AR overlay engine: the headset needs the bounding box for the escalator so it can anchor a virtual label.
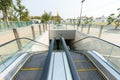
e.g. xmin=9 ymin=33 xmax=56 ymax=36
xmin=13 ymin=52 xmax=48 ymax=80
xmin=70 ymin=51 xmax=106 ymax=80
xmin=1 ymin=37 xmax=118 ymax=80
xmin=60 ymin=37 xmax=107 ymax=80
xmin=14 ymin=51 xmax=106 ymax=80
xmin=13 ymin=39 xmax=55 ymax=80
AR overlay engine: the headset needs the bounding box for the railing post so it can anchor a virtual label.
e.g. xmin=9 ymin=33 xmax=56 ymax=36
xmin=13 ymin=28 xmax=22 ymax=50
xmin=74 ymin=22 xmax=75 ymax=30
xmin=81 ymin=24 xmax=83 ymax=32
xmin=87 ymin=24 xmax=91 ymax=34
xmin=39 ymin=25 xmax=41 ymax=35
xmin=98 ymin=25 xmax=104 ymax=38
xmin=31 ymin=26 xmax=35 ymax=40
xmin=43 ymin=24 xmax=45 ymax=32
xmin=46 ymin=23 xmax=47 ymax=30
xmin=49 ymin=23 xmax=50 ymax=30
xmin=66 ymin=24 xmax=67 ymax=30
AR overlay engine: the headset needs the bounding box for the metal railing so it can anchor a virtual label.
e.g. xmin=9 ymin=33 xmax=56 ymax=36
xmin=73 ymin=36 xmax=120 ymax=74
xmin=0 ymin=21 xmax=32 ymax=31
xmin=41 ymin=38 xmax=55 ymax=80
xmin=61 ymin=37 xmax=80 ymax=80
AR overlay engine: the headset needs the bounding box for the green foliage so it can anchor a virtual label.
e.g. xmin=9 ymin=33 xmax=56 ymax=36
xmin=31 ymin=16 xmax=41 ymax=20
xmin=13 ymin=0 xmax=30 ymax=21
xmin=107 ymin=8 xmax=120 ymax=29
xmin=50 ymin=13 xmax=61 ymax=23
xmin=107 ymin=14 xmax=115 ymax=25
xmin=0 ymin=0 xmax=30 ymax=21
xmin=0 ymin=0 xmax=13 ymax=21
xmin=84 ymin=17 xmax=93 ymax=24
xmin=20 ymin=9 xmax=30 ymax=21
xmin=0 ymin=0 xmax=13 ymax=10
xmin=41 ymin=11 xmax=51 ymax=23
xmin=40 ymin=11 xmax=62 ymax=23
xmin=55 ymin=13 xmax=61 ymax=23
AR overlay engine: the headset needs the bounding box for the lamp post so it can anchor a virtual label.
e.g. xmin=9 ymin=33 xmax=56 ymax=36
xmin=77 ymin=0 xmax=85 ymax=30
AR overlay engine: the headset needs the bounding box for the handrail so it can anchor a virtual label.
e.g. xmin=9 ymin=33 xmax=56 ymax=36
xmin=40 ymin=38 xmax=55 ymax=80
xmin=73 ymin=36 xmax=120 ymax=48
xmin=0 ymin=37 xmax=48 ymax=47
xmin=61 ymin=37 xmax=80 ymax=80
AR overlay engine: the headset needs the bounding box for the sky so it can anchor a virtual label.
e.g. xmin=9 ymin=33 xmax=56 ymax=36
xmin=22 ymin=0 xmax=120 ymax=19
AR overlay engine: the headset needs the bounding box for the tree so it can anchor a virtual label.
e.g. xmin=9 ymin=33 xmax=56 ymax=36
xmin=84 ymin=16 xmax=93 ymax=25
xmin=55 ymin=12 xmax=61 ymax=23
xmin=50 ymin=12 xmax=61 ymax=24
xmin=0 ymin=0 xmax=13 ymax=27
xmin=31 ymin=16 xmax=41 ymax=20
xmin=41 ymin=11 xmax=51 ymax=23
xmin=20 ymin=9 xmax=30 ymax=21
xmin=107 ymin=8 xmax=120 ymax=29
xmin=8 ymin=7 xmax=18 ymax=21
xmin=14 ymin=0 xmax=30 ymax=21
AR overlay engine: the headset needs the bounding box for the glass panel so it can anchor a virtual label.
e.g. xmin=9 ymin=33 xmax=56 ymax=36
xmin=51 ymin=24 xmax=67 ymax=30
xmin=0 ymin=41 xmax=19 ymax=71
xmin=66 ymin=24 xmax=74 ymax=30
xmin=108 ymin=46 xmax=120 ymax=72
xmin=18 ymin=26 xmax=33 ymax=39
xmin=20 ymin=39 xmax=48 ymax=52
xmin=87 ymin=25 xmax=100 ymax=37
xmin=74 ymin=37 xmax=120 ymax=73
xmin=0 ymin=30 xmax=15 ymax=43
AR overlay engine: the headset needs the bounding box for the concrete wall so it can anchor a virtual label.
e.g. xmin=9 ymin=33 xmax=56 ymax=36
xmin=74 ymin=31 xmax=88 ymax=42
xmin=49 ymin=30 xmax=76 ymax=40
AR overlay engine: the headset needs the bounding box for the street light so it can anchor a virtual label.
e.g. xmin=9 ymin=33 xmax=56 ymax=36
xmin=77 ymin=0 xmax=85 ymax=30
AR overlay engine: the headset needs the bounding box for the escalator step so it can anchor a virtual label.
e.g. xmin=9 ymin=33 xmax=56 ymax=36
xmin=14 ymin=70 xmax=43 ymax=80
xmin=78 ymin=71 xmax=105 ymax=80
xmin=77 ymin=68 xmax=97 ymax=72
xmin=21 ymin=68 xmax=43 ymax=71
xmin=74 ymin=60 xmax=90 ymax=62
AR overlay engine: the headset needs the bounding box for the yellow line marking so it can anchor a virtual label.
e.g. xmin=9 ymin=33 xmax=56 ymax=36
xmin=21 ymin=68 xmax=43 ymax=71
xmin=77 ymin=68 xmax=97 ymax=72
xmin=74 ymin=60 xmax=90 ymax=62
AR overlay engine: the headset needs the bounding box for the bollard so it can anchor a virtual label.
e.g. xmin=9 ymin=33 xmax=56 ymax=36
xmin=49 ymin=24 xmax=50 ymax=30
xmin=39 ymin=25 xmax=41 ymax=35
xmin=98 ymin=25 xmax=104 ymax=38
xmin=87 ymin=24 xmax=91 ymax=34
xmin=66 ymin=24 xmax=67 ymax=30
xmin=81 ymin=24 xmax=83 ymax=32
xmin=31 ymin=26 xmax=35 ymax=40
xmin=43 ymin=24 xmax=45 ymax=32
xmin=13 ymin=28 xmax=22 ymax=50
xmin=74 ymin=23 xmax=75 ymax=30
xmin=46 ymin=23 xmax=47 ymax=30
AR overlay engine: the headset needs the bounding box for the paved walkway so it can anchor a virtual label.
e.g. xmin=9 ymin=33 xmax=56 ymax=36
xmin=1 ymin=24 xmax=120 ymax=46
xmin=79 ymin=26 xmax=120 ymax=46
xmin=0 ymin=24 xmax=41 ymax=44
xmin=30 ymin=31 xmax=49 ymax=51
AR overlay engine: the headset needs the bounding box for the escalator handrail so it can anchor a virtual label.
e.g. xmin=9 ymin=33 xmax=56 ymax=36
xmin=73 ymin=36 xmax=120 ymax=48
xmin=40 ymin=38 xmax=55 ymax=80
xmin=0 ymin=37 xmax=48 ymax=47
xmin=60 ymin=37 xmax=81 ymax=80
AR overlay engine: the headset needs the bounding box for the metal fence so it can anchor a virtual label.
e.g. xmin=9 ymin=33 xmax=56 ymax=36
xmin=0 ymin=21 xmax=32 ymax=31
